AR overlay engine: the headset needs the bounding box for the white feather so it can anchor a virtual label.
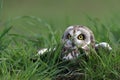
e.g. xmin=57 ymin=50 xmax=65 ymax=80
xmin=95 ymin=42 xmax=112 ymax=50
xmin=38 ymin=48 xmax=48 ymax=55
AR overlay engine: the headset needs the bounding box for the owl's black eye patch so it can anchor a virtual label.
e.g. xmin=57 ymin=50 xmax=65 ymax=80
xmin=77 ymin=34 xmax=85 ymax=40
xmin=66 ymin=33 xmax=71 ymax=39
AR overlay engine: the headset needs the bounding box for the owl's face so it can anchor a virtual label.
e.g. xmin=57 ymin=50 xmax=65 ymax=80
xmin=62 ymin=25 xmax=95 ymax=60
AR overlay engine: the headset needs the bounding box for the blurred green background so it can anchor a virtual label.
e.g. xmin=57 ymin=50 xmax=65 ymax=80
xmin=2 ymin=0 xmax=120 ymax=21
xmin=1 ymin=0 xmax=120 ymax=36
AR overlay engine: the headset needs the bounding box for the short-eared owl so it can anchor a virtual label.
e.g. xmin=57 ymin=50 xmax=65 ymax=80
xmin=61 ymin=25 xmax=95 ymax=60
xmin=38 ymin=25 xmax=112 ymax=60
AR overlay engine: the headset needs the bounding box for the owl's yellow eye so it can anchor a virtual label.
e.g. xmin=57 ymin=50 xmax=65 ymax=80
xmin=77 ymin=34 xmax=85 ymax=40
xmin=67 ymin=33 xmax=71 ymax=39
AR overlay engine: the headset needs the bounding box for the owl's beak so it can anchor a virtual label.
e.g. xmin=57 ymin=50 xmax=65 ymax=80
xmin=72 ymin=42 xmax=75 ymax=47
xmin=71 ymin=38 xmax=76 ymax=48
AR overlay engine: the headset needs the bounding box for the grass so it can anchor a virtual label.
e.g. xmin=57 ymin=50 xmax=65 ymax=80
xmin=0 ymin=15 xmax=120 ymax=80
xmin=0 ymin=1 xmax=120 ymax=80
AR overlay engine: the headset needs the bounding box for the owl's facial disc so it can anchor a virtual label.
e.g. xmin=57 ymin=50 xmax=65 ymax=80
xmin=62 ymin=26 xmax=91 ymax=50
xmin=64 ymin=33 xmax=86 ymax=49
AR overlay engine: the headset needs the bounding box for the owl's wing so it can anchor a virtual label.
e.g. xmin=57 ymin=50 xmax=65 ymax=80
xmin=37 ymin=48 xmax=56 ymax=55
xmin=95 ymin=42 xmax=112 ymax=51
xmin=38 ymin=48 xmax=48 ymax=55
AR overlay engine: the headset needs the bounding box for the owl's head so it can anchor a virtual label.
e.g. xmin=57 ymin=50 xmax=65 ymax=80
xmin=62 ymin=25 xmax=95 ymax=51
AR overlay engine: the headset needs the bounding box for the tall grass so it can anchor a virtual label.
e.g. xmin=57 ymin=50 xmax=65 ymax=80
xmin=0 ymin=14 xmax=120 ymax=80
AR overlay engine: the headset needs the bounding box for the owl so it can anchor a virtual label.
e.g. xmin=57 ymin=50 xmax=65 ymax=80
xmin=38 ymin=25 xmax=112 ymax=60
xmin=61 ymin=25 xmax=95 ymax=60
